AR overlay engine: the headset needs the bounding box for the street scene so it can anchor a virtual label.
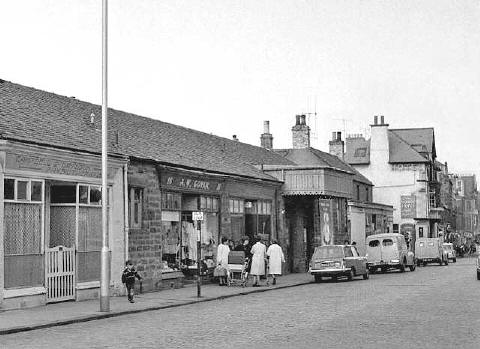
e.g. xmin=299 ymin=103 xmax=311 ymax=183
xmin=1 ymin=1 xmax=480 ymax=348
xmin=2 ymin=258 xmax=479 ymax=348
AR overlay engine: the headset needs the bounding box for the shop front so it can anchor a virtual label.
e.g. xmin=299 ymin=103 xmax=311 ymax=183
xmin=0 ymin=141 xmax=127 ymax=310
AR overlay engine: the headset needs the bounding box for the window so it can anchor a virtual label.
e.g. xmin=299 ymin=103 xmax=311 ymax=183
xmin=129 ymin=187 xmax=144 ymax=228
xmin=419 ymin=227 xmax=424 ymax=238
xmin=365 ymin=188 xmax=369 ymax=202
xmin=369 ymin=240 xmax=380 ymax=247
xmin=257 ymin=200 xmax=272 ymax=215
xmin=4 ymin=178 xmax=44 ymax=202
xmin=162 ymin=192 xmax=182 ymax=210
xmin=3 ymin=178 xmax=44 ymax=256
xmin=356 ymin=185 xmax=360 ymax=201
xmin=199 ymin=195 xmax=219 ymax=212
xmin=382 ymin=239 xmax=394 ymax=247
xmin=429 ymin=190 xmax=436 ymax=208
xmin=229 ymin=198 xmax=244 ymax=214
xmin=393 ymin=224 xmax=399 ymax=234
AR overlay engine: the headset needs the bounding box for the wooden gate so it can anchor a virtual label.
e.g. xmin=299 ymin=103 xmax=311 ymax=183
xmin=45 ymin=246 xmax=76 ymax=302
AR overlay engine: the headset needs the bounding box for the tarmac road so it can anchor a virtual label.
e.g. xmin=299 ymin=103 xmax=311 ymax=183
xmin=3 ymin=258 xmax=479 ymax=349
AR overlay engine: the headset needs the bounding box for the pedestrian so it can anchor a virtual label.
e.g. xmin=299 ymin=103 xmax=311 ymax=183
xmin=250 ymin=236 xmax=267 ymax=287
xmin=234 ymin=236 xmax=252 ymax=278
xmin=344 ymin=239 xmax=350 ymax=245
xmin=215 ymin=236 xmax=230 ymax=286
xmin=266 ymin=239 xmax=285 ymax=285
xmin=122 ymin=260 xmax=142 ymax=303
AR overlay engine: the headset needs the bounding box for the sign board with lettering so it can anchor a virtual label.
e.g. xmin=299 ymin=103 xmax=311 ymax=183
xmin=161 ymin=170 xmax=223 ymax=193
xmin=318 ymin=199 xmax=334 ymax=246
xmin=192 ymin=211 xmax=204 ymax=221
xmin=401 ymin=195 xmax=416 ymax=219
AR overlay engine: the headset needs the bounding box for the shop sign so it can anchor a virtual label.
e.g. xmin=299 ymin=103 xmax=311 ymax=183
xmin=162 ymin=172 xmax=223 ymax=192
xmin=391 ymin=164 xmax=422 ymax=172
xmin=401 ymin=195 xmax=416 ymax=219
xmin=192 ymin=211 xmax=204 ymax=221
xmin=318 ymin=199 xmax=334 ymax=246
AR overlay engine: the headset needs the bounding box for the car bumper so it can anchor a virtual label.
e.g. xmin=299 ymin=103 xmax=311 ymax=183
xmin=309 ymin=268 xmax=351 ymax=276
xmin=367 ymin=261 xmax=401 ymax=268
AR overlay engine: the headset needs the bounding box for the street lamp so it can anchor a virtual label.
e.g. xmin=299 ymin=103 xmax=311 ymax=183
xmin=100 ymin=0 xmax=110 ymax=312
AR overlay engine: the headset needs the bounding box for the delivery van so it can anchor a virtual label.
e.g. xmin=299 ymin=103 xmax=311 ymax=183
xmin=366 ymin=233 xmax=416 ymax=273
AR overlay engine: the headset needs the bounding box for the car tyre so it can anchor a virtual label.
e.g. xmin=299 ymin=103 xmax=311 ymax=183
xmin=314 ymin=275 xmax=322 ymax=283
xmin=439 ymin=258 xmax=443 ymax=266
xmin=381 ymin=266 xmax=388 ymax=273
xmin=399 ymin=262 xmax=406 ymax=273
xmin=369 ymin=267 xmax=376 ymax=274
xmin=332 ymin=276 xmax=338 ymax=282
xmin=348 ymin=269 xmax=354 ymax=281
xmin=363 ymin=269 xmax=369 ymax=280
xmin=477 ymin=271 xmax=480 ymax=281
xmin=409 ymin=263 xmax=416 ymax=272
xmin=444 ymin=258 xmax=449 ymax=266
xmin=453 ymin=258 xmax=457 ymax=263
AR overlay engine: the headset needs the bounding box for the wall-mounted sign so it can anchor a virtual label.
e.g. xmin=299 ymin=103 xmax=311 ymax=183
xmin=318 ymin=199 xmax=334 ymax=246
xmin=401 ymin=195 xmax=416 ymax=219
xmin=192 ymin=211 xmax=204 ymax=221
xmin=161 ymin=170 xmax=223 ymax=193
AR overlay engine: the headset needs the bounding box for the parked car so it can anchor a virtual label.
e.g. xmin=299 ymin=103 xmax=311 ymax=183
xmin=442 ymin=243 xmax=456 ymax=263
xmin=415 ymin=238 xmax=448 ymax=266
xmin=309 ymin=245 xmax=369 ymax=282
xmin=365 ymin=233 xmax=416 ymax=273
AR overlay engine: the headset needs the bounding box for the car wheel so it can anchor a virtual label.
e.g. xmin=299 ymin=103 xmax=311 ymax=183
xmin=409 ymin=263 xmax=416 ymax=272
xmin=439 ymin=258 xmax=443 ymax=266
xmin=453 ymin=258 xmax=457 ymax=263
xmin=348 ymin=269 xmax=354 ymax=281
xmin=332 ymin=276 xmax=338 ymax=282
xmin=423 ymin=261 xmax=427 ymax=267
xmin=381 ymin=266 xmax=388 ymax=273
xmin=363 ymin=269 xmax=369 ymax=280
xmin=477 ymin=271 xmax=480 ymax=280
xmin=417 ymin=260 xmax=421 ymax=267
xmin=314 ymin=275 xmax=322 ymax=283
xmin=444 ymin=258 xmax=449 ymax=266
xmin=399 ymin=262 xmax=406 ymax=273
xmin=369 ymin=267 xmax=376 ymax=274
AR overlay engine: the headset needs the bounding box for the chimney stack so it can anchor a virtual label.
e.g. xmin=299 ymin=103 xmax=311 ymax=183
xmin=374 ymin=115 xmax=378 ymax=125
xmin=292 ymin=114 xmax=310 ymax=149
xmin=329 ymin=131 xmax=345 ymax=160
xmin=260 ymin=121 xmax=273 ymax=150
xmin=232 ymin=135 xmax=239 ymax=141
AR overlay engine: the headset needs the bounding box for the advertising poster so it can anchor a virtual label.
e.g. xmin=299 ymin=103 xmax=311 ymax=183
xmin=319 ymin=199 xmax=334 ymax=245
xmin=401 ymin=195 xmax=416 ymax=219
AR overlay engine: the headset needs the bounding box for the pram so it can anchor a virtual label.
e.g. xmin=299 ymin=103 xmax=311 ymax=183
xmin=227 ymin=251 xmax=248 ymax=287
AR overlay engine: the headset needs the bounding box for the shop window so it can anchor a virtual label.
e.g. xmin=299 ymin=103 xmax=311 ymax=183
xmin=129 ymin=187 xmax=144 ymax=228
xmin=200 ymin=195 xmax=219 ymax=212
xmin=229 ymin=198 xmax=244 ymax=214
xmin=162 ymin=191 xmax=182 ymax=210
xmin=17 ymin=181 xmax=28 ymax=200
xmin=393 ymin=224 xmax=399 ymax=234
xmin=31 ymin=181 xmax=43 ymax=202
xmin=90 ymin=186 xmax=102 ymax=205
xmin=4 ymin=178 xmax=15 ymax=200
xmin=51 ymin=185 xmax=76 ymax=203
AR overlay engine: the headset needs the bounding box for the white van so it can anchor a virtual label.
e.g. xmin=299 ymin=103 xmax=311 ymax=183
xmin=366 ymin=233 xmax=416 ymax=273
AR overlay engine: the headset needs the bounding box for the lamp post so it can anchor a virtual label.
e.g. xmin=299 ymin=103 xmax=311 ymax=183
xmin=100 ymin=0 xmax=111 ymax=312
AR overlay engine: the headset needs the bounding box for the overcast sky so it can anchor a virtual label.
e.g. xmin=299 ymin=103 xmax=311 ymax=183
xmin=1 ymin=0 xmax=479 ymax=177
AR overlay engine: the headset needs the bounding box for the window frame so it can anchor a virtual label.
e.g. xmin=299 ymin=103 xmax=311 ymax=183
xmin=4 ymin=177 xmax=45 ymax=203
xmin=129 ymin=187 xmax=144 ymax=229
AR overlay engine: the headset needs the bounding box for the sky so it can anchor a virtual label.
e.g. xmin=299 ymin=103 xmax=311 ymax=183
xmin=1 ymin=0 xmax=479 ymax=177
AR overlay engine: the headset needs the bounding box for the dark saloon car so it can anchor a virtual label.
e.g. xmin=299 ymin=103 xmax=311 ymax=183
xmin=309 ymin=245 xmax=369 ymax=282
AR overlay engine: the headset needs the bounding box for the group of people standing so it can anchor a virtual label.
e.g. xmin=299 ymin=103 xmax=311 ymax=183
xmin=216 ymin=236 xmax=285 ymax=287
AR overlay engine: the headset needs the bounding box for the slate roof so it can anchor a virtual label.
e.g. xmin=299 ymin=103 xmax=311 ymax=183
xmin=0 ymin=79 xmax=294 ymax=181
xmin=345 ymin=128 xmax=434 ymax=165
xmin=274 ymin=147 xmax=373 ymax=185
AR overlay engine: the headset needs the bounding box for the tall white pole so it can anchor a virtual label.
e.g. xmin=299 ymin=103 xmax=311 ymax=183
xmin=100 ymin=0 xmax=111 ymax=312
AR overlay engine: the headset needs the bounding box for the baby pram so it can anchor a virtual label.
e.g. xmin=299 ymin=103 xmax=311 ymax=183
xmin=227 ymin=251 xmax=248 ymax=287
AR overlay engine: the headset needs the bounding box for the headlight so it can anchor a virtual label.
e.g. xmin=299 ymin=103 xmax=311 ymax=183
xmin=334 ymin=261 xmax=342 ymax=268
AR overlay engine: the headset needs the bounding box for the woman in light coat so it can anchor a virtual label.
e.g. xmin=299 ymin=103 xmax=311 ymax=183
xmin=250 ymin=236 xmax=267 ymax=287
xmin=266 ymin=239 xmax=285 ymax=285
xmin=216 ymin=236 xmax=230 ymax=286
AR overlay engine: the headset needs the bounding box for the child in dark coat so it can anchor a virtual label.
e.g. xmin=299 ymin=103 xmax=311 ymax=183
xmin=122 ymin=260 xmax=142 ymax=303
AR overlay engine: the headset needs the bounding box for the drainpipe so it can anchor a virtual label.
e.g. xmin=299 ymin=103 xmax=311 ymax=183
xmin=123 ymin=163 xmax=129 ymax=261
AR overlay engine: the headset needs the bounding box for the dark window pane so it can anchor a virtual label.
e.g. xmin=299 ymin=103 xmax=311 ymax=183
xmin=4 ymin=179 xmax=14 ymax=200
xmin=17 ymin=181 xmax=28 ymax=200
xmin=90 ymin=186 xmax=102 ymax=205
xmin=51 ymin=185 xmax=76 ymax=203
xmin=382 ymin=239 xmax=394 ymax=247
xmin=31 ymin=181 xmax=43 ymax=201
xmin=79 ymin=185 xmax=88 ymax=204
xmin=369 ymin=240 xmax=380 ymax=247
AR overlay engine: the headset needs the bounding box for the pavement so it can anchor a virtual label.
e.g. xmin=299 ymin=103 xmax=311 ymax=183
xmin=0 ymin=272 xmax=312 ymax=336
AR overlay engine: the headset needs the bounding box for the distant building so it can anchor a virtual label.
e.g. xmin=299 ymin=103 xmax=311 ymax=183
xmin=451 ymin=174 xmax=479 ymax=243
xmin=345 ymin=116 xmax=440 ymax=243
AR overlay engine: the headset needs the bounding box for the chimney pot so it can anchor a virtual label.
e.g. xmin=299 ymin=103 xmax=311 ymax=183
xmin=381 ymin=115 xmax=385 ymax=125
xmin=263 ymin=121 xmax=270 ymax=134
xmin=296 ymin=115 xmax=301 ymax=125
xmin=337 ymin=131 xmax=342 ymax=141
xmin=332 ymin=132 xmax=336 ymax=141
xmin=232 ymin=135 xmax=238 ymax=141
xmin=374 ymin=115 xmax=378 ymax=125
